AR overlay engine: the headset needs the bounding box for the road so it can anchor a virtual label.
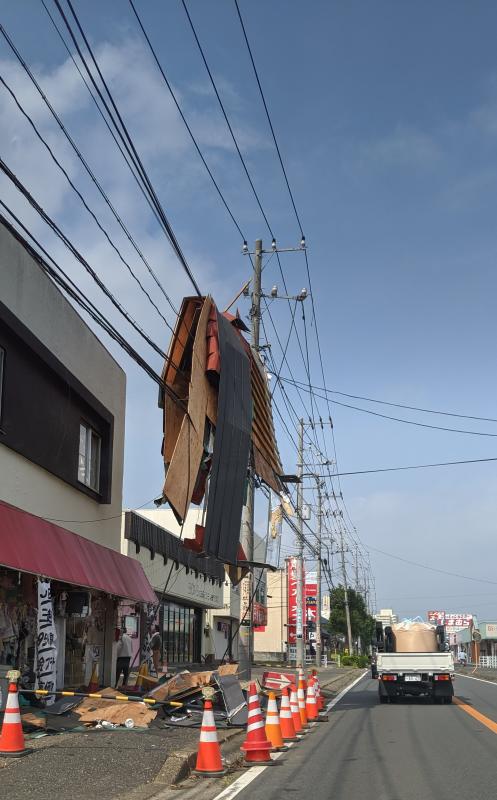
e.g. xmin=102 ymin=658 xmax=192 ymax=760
xmin=213 ymin=673 xmax=497 ymax=800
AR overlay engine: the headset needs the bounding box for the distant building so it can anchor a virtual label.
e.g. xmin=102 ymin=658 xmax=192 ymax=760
xmin=375 ymin=608 xmax=399 ymax=628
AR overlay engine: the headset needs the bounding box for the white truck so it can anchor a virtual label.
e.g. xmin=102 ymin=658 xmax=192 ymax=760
xmin=376 ymin=651 xmax=455 ymax=704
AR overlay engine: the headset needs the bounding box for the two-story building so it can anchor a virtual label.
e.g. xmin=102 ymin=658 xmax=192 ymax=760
xmin=0 ymin=217 xmax=155 ymax=692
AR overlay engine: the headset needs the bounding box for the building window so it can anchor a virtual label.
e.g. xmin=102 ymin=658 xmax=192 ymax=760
xmin=0 ymin=346 xmax=4 ymax=423
xmin=78 ymin=422 xmax=101 ymax=491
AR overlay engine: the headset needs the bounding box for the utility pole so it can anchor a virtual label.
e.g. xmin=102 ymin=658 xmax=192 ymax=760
xmin=295 ymin=418 xmax=305 ymax=668
xmin=238 ymin=239 xmax=262 ymax=681
xmin=354 ymin=545 xmax=359 ymax=591
xmin=315 ymin=479 xmax=322 ymax=668
xmin=338 ymin=523 xmax=353 ymax=655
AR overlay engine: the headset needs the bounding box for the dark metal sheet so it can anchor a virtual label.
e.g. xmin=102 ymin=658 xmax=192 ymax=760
xmin=124 ymin=512 xmax=225 ymax=582
xmin=203 ymin=312 xmax=252 ymax=565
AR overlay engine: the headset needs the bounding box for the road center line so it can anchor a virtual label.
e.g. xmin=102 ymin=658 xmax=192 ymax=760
xmin=454 ymin=696 xmax=497 ymax=734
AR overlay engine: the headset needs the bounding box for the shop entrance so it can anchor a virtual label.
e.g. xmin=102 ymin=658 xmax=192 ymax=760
xmin=160 ymin=601 xmax=202 ymax=665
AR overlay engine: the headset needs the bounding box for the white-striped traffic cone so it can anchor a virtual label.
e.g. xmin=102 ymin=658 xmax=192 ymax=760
xmin=192 ymin=699 xmax=226 ymax=776
xmin=0 ymin=676 xmax=31 ymax=757
xmin=240 ymin=682 xmax=274 ymax=765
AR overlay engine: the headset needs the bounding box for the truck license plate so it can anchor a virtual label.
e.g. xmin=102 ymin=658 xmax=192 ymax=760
xmin=404 ymin=675 xmax=421 ymax=682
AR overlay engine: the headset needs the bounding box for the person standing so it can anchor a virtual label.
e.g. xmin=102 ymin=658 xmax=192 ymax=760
xmin=150 ymin=625 xmax=162 ymax=676
xmin=115 ymin=628 xmax=133 ymax=688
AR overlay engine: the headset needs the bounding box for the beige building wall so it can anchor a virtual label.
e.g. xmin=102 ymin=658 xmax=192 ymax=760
xmin=0 ymin=224 xmax=125 ymax=550
xmin=254 ymin=569 xmax=287 ymax=662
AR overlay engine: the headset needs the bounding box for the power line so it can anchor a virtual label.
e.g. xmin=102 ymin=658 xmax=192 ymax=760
xmin=0 ymin=73 xmax=176 ymax=336
xmin=127 ymin=0 xmax=247 ymax=244
xmin=53 ymin=0 xmax=201 ymax=295
xmin=0 ymin=207 xmax=181 ymax=400
xmin=0 ymin=20 xmax=179 ymax=317
xmin=233 ymin=0 xmax=304 ymax=235
xmin=279 ymin=382 xmax=497 ymax=438
xmin=366 ymin=544 xmax=497 ymax=586
xmin=317 ymin=456 xmax=497 ymax=477
xmin=279 ymin=376 xmax=497 ymax=425
xmin=0 ymin=157 xmax=168 ymax=361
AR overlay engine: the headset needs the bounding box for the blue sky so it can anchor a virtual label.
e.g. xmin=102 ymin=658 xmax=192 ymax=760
xmin=2 ymin=1 xmax=497 ymax=620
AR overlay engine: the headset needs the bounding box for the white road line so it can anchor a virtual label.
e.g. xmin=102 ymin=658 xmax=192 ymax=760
xmin=325 ymin=670 xmax=368 ymax=711
xmin=456 ymin=672 xmax=497 ymax=687
xmin=212 ymin=673 xmax=367 ymax=800
xmin=211 ymin=743 xmax=294 ymax=800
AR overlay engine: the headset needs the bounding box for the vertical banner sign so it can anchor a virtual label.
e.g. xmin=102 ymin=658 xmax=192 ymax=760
xmin=36 ymin=579 xmax=57 ymax=706
xmin=240 ymin=576 xmax=251 ymax=627
xmin=305 ymin=572 xmax=318 ymax=643
xmin=287 ymin=557 xmax=297 ymax=644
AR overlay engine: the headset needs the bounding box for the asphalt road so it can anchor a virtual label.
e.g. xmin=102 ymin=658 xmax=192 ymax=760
xmin=224 ymin=673 xmax=497 ymax=800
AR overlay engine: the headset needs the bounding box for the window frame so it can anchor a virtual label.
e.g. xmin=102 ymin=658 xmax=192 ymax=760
xmin=78 ymin=420 xmax=101 ymax=492
xmin=0 ymin=346 xmax=5 ymax=424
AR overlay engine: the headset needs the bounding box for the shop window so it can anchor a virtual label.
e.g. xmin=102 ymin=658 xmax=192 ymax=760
xmin=78 ymin=421 xmax=101 ymax=491
xmin=0 ymin=346 xmax=4 ymax=424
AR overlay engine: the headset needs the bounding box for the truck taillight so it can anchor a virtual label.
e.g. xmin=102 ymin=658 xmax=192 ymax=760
xmin=381 ymin=674 xmax=397 ymax=681
xmin=434 ymin=674 xmax=450 ymax=681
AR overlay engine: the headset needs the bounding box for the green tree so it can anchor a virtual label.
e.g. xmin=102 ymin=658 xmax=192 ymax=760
xmin=328 ymin=585 xmax=374 ymax=652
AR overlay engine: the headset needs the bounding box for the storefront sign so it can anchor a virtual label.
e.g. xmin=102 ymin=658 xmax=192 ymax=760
xmin=486 ymin=623 xmax=497 ymax=637
xmin=252 ymin=601 xmax=267 ymax=628
xmin=36 ymin=580 xmax=57 ymax=705
xmin=428 ymin=611 xmax=473 ymax=628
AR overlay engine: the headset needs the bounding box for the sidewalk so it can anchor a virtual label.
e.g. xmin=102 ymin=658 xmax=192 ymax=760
xmin=455 ymin=666 xmax=497 ymax=683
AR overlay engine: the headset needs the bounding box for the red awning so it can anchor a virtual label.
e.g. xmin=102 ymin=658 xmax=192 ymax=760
xmin=0 ymin=500 xmax=156 ymax=604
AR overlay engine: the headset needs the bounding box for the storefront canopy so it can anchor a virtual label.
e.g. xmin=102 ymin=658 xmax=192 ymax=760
xmin=0 ymin=500 xmax=156 ymax=604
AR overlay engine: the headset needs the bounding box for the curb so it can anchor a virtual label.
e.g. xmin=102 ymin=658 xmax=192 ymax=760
xmin=156 ymin=726 xmax=245 ymax=787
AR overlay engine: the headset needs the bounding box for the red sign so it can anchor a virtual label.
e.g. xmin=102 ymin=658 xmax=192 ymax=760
xmin=252 ymin=601 xmax=267 ymax=629
xmin=428 ymin=611 xmax=473 ymax=628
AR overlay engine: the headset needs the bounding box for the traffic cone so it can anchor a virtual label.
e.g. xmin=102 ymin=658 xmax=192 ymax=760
xmin=240 ymin=682 xmax=274 ymax=765
xmin=290 ymin=684 xmax=304 ymax=734
xmin=87 ymin=662 xmax=99 ymax=692
xmin=298 ymin=675 xmax=309 ymax=727
xmin=305 ymin=677 xmax=318 ymax=721
xmin=298 ymin=666 xmax=307 ymax=692
xmin=0 ymin=679 xmax=31 ymax=757
xmin=265 ymin=692 xmax=287 ymax=751
xmin=192 ymin=699 xmax=226 ymax=776
xmin=279 ymin=687 xmax=297 ymax=741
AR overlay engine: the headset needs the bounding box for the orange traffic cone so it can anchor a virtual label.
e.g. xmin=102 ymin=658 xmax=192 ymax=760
xmin=0 ymin=678 xmax=31 ymax=757
xmin=290 ymin=684 xmax=304 ymax=734
xmin=240 ymin=682 xmax=274 ymax=765
xmin=306 ymin=677 xmax=318 ymax=721
xmin=298 ymin=675 xmax=309 ymax=727
xmin=265 ymin=692 xmax=287 ymax=751
xmin=298 ymin=667 xmax=307 ymax=692
xmin=279 ymin=687 xmax=297 ymax=741
xmin=193 ymin=699 xmax=226 ymax=776
xmin=87 ymin=662 xmax=99 ymax=693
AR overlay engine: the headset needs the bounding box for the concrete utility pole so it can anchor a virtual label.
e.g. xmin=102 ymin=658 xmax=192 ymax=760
xmin=238 ymin=239 xmax=262 ymax=681
xmin=295 ymin=418 xmax=305 ymax=668
xmin=339 ymin=523 xmax=353 ymax=654
xmin=315 ymin=479 xmax=323 ymax=668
